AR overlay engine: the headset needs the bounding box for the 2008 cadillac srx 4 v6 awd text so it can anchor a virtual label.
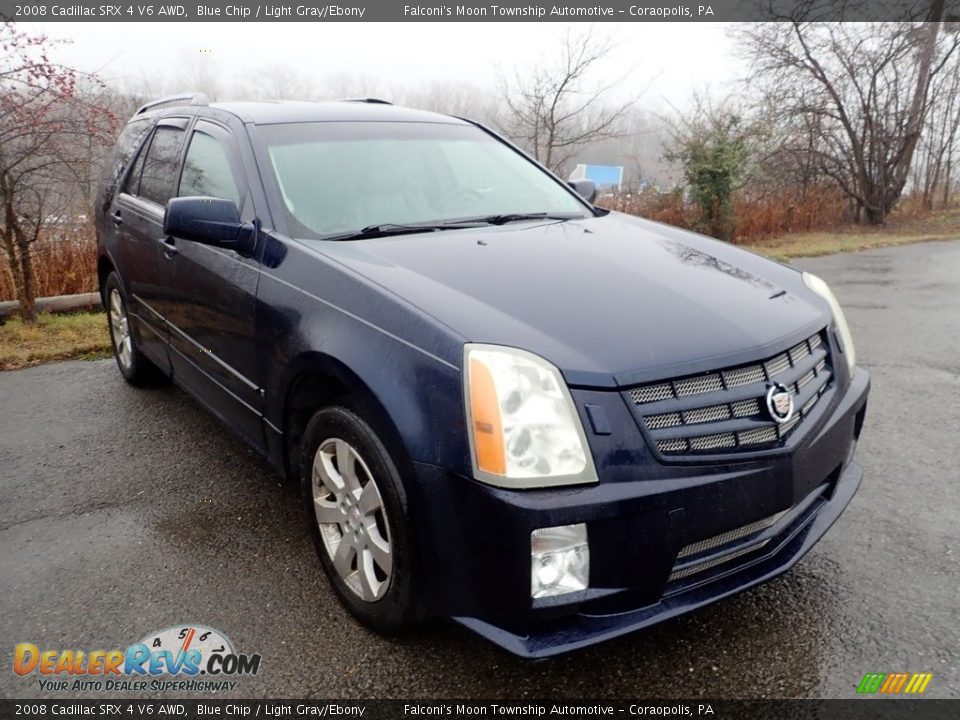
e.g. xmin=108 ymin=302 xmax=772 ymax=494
xmin=96 ymin=95 xmax=869 ymax=657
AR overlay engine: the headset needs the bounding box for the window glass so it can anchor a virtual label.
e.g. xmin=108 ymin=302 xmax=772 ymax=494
xmin=261 ymin=122 xmax=587 ymax=239
xmin=139 ymin=126 xmax=186 ymax=205
xmin=122 ymin=136 xmax=149 ymax=196
xmin=102 ymin=118 xmax=151 ymax=190
xmin=179 ymin=131 xmax=242 ymax=205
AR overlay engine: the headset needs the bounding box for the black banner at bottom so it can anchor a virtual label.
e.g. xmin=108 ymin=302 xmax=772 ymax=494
xmin=1 ymin=700 xmax=959 ymax=720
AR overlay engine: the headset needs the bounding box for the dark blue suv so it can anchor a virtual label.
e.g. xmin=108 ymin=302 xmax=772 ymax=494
xmin=96 ymin=95 xmax=869 ymax=657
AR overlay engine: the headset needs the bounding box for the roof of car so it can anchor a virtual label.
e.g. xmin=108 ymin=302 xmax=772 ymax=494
xmin=147 ymin=99 xmax=472 ymax=126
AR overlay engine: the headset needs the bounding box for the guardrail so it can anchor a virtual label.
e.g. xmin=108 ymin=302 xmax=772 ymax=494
xmin=0 ymin=292 xmax=101 ymax=319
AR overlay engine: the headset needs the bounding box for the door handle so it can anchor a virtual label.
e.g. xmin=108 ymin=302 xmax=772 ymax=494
xmin=157 ymin=236 xmax=178 ymax=258
xmin=111 ymin=210 xmax=123 ymax=226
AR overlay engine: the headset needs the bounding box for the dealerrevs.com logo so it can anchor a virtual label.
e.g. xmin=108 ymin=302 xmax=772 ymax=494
xmin=13 ymin=625 xmax=261 ymax=693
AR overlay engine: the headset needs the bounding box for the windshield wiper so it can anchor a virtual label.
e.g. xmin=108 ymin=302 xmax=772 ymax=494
xmin=447 ymin=212 xmax=580 ymax=226
xmin=320 ymin=213 xmax=578 ymax=241
xmin=322 ymin=223 xmax=474 ymax=242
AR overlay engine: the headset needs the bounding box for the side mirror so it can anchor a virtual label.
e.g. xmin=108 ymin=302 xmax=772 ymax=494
xmin=568 ymin=179 xmax=597 ymax=204
xmin=164 ymin=197 xmax=256 ymax=255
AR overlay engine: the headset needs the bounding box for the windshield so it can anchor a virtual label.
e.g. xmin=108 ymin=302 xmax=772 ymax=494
xmin=260 ymin=121 xmax=589 ymax=239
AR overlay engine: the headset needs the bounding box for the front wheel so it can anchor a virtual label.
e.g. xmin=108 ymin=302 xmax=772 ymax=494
xmin=300 ymin=405 xmax=425 ymax=633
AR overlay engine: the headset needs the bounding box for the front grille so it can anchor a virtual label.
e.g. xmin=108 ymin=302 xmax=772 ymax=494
xmin=625 ymin=331 xmax=832 ymax=458
xmin=668 ymin=510 xmax=786 ymax=582
xmin=676 ymin=510 xmax=787 ymax=560
xmin=669 ymin=542 xmax=771 ymax=581
xmin=667 ymin=490 xmax=829 ymax=586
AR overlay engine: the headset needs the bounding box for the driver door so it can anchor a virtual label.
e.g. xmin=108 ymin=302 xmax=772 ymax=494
xmin=161 ymin=119 xmax=265 ymax=451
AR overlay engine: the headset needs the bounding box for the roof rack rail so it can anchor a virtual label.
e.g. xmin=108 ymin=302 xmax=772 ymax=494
xmin=135 ymin=92 xmax=210 ymax=115
xmin=342 ymin=97 xmax=393 ymax=105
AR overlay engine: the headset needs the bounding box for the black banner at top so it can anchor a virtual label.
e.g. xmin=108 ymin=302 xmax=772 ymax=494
xmin=1 ymin=0 xmax=958 ymax=22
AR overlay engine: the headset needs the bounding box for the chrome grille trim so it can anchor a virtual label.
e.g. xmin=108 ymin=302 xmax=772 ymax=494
xmin=629 ymin=383 xmax=673 ymax=405
xmin=738 ymin=426 xmax=778 ymax=445
xmin=668 ymin=509 xmax=788 ymax=581
xmin=625 ymin=331 xmax=832 ymax=458
xmin=723 ymin=365 xmax=765 ymax=388
xmin=731 ymin=398 xmax=761 ymax=417
xmin=765 ymin=353 xmax=791 ymax=376
xmin=675 ymin=374 xmax=723 ymax=397
xmin=657 ymin=438 xmax=688 ymax=453
xmin=789 ymin=342 xmax=811 ymax=364
xmin=778 ymin=415 xmax=801 ymax=435
xmin=683 ymin=404 xmax=730 ymax=425
xmin=646 ymin=412 xmax=682 ymax=429
xmin=677 ymin=510 xmax=786 ymax=559
xmin=669 ymin=541 xmax=771 ymax=581
xmin=688 ymin=432 xmax=736 ymax=451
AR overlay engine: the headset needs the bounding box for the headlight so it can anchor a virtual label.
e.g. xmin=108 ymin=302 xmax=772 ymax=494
xmin=464 ymin=344 xmax=598 ymax=489
xmin=802 ymin=272 xmax=856 ymax=372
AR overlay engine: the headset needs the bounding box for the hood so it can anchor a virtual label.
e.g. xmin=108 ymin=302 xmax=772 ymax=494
xmin=313 ymin=213 xmax=830 ymax=387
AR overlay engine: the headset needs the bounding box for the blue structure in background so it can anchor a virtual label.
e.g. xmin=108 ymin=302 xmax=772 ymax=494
xmin=570 ymin=164 xmax=624 ymax=192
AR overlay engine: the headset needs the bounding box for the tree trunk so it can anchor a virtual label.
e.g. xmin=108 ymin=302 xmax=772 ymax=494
xmin=944 ymin=147 xmax=954 ymax=208
xmin=15 ymin=231 xmax=37 ymax=323
xmin=864 ymin=190 xmax=887 ymax=224
xmin=1 ymin=177 xmax=38 ymax=323
xmin=888 ymin=4 xmax=945 ymax=204
xmin=1 ymin=226 xmax=23 ymax=303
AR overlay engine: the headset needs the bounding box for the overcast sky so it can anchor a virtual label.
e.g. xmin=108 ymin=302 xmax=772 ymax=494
xmin=23 ymin=22 xmax=744 ymax=110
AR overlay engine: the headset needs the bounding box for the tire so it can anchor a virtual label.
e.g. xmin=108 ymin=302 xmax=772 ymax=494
xmin=104 ymin=272 xmax=166 ymax=387
xmin=300 ymin=405 xmax=425 ymax=634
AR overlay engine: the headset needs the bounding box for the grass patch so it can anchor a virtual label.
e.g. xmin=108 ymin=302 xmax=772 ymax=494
xmin=0 ymin=311 xmax=111 ymax=371
xmin=744 ymin=208 xmax=960 ymax=261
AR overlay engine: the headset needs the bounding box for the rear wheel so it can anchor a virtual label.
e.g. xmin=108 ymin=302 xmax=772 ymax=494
xmin=104 ymin=272 xmax=165 ymax=386
xmin=300 ymin=405 xmax=425 ymax=633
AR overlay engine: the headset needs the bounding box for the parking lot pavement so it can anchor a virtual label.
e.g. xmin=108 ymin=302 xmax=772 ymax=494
xmin=1 ymin=239 xmax=958 ymax=700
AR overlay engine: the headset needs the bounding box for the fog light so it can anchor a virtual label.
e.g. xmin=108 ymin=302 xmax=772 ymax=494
xmin=531 ymin=524 xmax=589 ymax=598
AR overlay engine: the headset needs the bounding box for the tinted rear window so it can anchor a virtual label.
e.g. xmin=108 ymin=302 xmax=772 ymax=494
xmin=97 ymin=118 xmax=151 ymax=211
xmin=139 ymin=127 xmax=186 ymax=206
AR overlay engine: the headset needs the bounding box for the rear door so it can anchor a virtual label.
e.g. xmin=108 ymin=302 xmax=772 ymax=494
xmin=111 ymin=117 xmax=190 ymax=373
xmin=161 ymin=118 xmax=265 ymax=450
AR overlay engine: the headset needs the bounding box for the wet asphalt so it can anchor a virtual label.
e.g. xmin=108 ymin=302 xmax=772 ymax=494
xmin=1 ymin=239 xmax=958 ymax=700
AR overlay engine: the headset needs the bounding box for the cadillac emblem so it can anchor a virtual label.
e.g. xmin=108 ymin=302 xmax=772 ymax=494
xmin=765 ymin=383 xmax=795 ymax=424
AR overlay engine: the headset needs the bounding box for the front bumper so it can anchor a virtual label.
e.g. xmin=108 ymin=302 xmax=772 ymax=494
xmin=408 ymin=368 xmax=870 ymax=658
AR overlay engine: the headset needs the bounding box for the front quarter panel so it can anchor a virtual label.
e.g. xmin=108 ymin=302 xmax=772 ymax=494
xmin=256 ymin=234 xmax=471 ymax=478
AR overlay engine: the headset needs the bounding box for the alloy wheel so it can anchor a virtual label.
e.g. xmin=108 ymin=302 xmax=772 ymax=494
xmin=109 ymin=288 xmax=133 ymax=371
xmin=312 ymin=438 xmax=393 ymax=602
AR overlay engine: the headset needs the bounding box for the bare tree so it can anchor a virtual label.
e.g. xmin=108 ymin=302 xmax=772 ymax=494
xmin=496 ymin=28 xmax=638 ymax=175
xmin=915 ymin=46 xmax=960 ymax=208
xmin=320 ymin=70 xmax=388 ymax=101
xmin=0 ymin=22 xmax=116 ymax=322
xmin=243 ymin=62 xmax=315 ymax=101
xmin=740 ymin=9 xmax=960 ymax=224
xmin=397 ymin=80 xmax=498 ymax=125
xmin=173 ymin=48 xmax=222 ymax=99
